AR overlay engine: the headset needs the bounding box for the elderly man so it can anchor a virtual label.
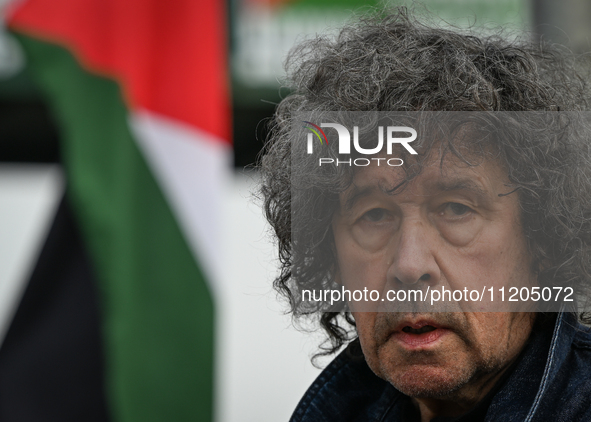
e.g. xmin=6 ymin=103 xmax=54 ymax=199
xmin=260 ymin=8 xmax=591 ymax=422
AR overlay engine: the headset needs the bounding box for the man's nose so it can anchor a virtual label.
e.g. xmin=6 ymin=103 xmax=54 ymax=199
xmin=387 ymin=219 xmax=441 ymax=285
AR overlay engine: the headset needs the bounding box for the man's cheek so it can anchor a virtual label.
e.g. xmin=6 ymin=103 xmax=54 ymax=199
xmin=354 ymin=316 xmax=384 ymax=376
xmin=338 ymin=251 xmax=389 ymax=305
xmin=344 ymin=262 xmax=386 ymax=290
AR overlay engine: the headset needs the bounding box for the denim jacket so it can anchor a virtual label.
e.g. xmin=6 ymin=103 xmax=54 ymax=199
xmin=290 ymin=312 xmax=591 ymax=422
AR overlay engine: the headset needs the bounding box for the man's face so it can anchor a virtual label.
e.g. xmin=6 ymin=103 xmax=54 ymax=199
xmin=331 ymin=150 xmax=536 ymax=404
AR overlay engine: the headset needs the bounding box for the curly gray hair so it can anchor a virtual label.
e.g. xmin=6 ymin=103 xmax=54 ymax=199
xmin=259 ymin=7 xmax=591 ymax=357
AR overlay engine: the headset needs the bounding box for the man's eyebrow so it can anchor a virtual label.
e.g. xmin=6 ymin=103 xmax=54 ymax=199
xmin=344 ymin=185 xmax=376 ymax=211
xmin=432 ymin=179 xmax=489 ymax=198
xmin=343 ymin=178 xmax=492 ymax=211
xmin=343 ymin=181 xmax=406 ymax=211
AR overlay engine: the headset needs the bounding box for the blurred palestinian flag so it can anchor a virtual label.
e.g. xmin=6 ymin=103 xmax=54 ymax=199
xmin=5 ymin=0 xmax=230 ymax=420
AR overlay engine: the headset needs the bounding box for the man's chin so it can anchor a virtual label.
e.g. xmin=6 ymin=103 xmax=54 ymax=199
xmin=385 ymin=365 xmax=473 ymax=398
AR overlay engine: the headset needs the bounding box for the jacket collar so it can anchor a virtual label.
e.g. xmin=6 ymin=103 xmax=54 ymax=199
xmin=483 ymin=312 xmax=572 ymax=421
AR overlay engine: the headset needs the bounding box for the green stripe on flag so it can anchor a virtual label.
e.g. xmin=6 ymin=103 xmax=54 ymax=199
xmin=15 ymin=34 xmax=215 ymax=422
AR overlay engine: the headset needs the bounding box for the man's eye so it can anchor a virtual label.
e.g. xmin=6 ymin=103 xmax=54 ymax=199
xmin=362 ymin=208 xmax=388 ymax=222
xmin=443 ymin=202 xmax=472 ymax=217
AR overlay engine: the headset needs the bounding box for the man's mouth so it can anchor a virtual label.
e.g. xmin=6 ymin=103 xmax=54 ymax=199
xmin=391 ymin=320 xmax=449 ymax=348
xmin=402 ymin=325 xmax=437 ymax=334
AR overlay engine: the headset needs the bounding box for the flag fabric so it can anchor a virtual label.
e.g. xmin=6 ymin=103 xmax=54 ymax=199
xmin=6 ymin=0 xmax=231 ymax=420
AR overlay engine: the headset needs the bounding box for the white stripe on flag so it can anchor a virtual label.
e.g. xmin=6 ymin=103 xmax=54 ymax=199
xmin=0 ymin=164 xmax=64 ymax=346
xmin=129 ymin=109 xmax=231 ymax=300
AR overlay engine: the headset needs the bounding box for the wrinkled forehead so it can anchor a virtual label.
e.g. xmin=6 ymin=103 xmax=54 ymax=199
xmin=339 ymin=148 xmax=512 ymax=211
